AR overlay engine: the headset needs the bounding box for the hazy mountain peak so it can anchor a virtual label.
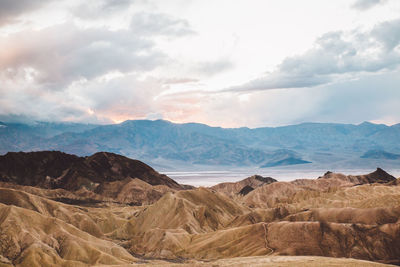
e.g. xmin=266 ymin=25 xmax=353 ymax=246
xmin=359 ymin=121 xmax=375 ymax=126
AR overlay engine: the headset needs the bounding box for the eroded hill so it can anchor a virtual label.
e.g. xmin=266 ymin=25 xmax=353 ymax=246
xmin=0 ymin=151 xmax=399 ymax=266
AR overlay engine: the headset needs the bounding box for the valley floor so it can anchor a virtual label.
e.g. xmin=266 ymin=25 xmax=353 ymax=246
xmin=91 ymin=256 xmax=396 ymax=266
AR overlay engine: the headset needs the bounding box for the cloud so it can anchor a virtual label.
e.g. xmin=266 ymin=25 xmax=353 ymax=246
xmin=352 ymin=0 xmax=387 ymax=10
xmin=371 ymin=19 xmax=400 ymax=51
xmin=0 ymin=4 xmax=234 ymax=125
xmin=0 ymin=10 xmax=195 ymax=123
xmin=0 ymin=0 xmax=52 ymax=25
xmin=155 ymin=84 xmax=325 ymax=127
xmin=0 ymin=0 xmax=398 ymax=127
xmin=0 ymin=12 xmax=193 ymax=89
xmin=308 ymin=71 xmax=400 ymax=125
xmin=0 ymin=23 xmax=161 ymax=88
xmin=2 ymin=69 xmax=399 ymax=127
xmin=130 ymin=12 xmax=195 ymax=36
xmin=161 ymin=78 xmax=199 ymax=85
xmin=226 ymin=19 xmax=400 ymax=92
xmin=155 ymin=69 xmax=400 ymax=127
xmin=226 ymin=73 xmax=330 ymax=92
xmin=67 ymin=74 xmax=166 ymax=123
xmin=194 ymin=59 xmax=234 ymax=76
xmin=71 ymin=0 xmax=136 ymax=18
xmin=0 ymin=72 xmax=166 ymax=124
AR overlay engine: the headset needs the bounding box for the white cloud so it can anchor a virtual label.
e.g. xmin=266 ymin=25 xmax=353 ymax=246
xmin=226 ymin=19 xmax=400 ymax=92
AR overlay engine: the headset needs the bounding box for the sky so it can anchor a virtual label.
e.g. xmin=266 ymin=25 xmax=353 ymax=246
xmin=0 ymin=0 xmax=399 ymax=127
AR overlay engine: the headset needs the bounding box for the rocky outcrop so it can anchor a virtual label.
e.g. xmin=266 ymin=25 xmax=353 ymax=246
xmin=211 ymin=175 xmax=277 ymax=197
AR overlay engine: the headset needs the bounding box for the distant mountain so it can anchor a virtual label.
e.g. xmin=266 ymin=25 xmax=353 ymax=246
xmin=0 ymin=121 xmax=97 ymax=153
xmin=261 ymin=157 xmax=311 ymax=168
xmin=1 ymin=119 xmax=399 ymax=169
xmin=361 ymin=149 xmax=400 ymax=160
xmin=259 ymin=149 xmax=311 ymax=167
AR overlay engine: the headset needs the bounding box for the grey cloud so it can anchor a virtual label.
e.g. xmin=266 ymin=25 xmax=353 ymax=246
xmin=279 ymin=29 xmax=399 ymax=75
xmin=71 ymin=0 xmax=136 ymax=18
xmin=226 ymin=19 xmax=400 ymax=92
xmin=371 ymin=19 xmax=400 ymax=51
xmin=0 ymin=23 xmax=162 ymax=88
xmin=0 ymin=0 xmax=51 ymax=25
xmin=352 ymin=0 xmax=387 ymax=10
xmin=0 ymin=11 xmax=193 ymax=89
xmin=194 ymin=59 xmax=234 ymax=76
xmin=226 ymin=73 xmax=330 ymax=92
xmin=102 ymin=0 xmax=133 ymax=9
xmin=130 ymin=12 xmax=194 ymax=36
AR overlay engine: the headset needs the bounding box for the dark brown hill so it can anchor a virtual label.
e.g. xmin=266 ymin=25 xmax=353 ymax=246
xmin=211 ymin=175 xmax=277 ymax=197
xmin=238 ymin=185 xmax=255 ymax=195
xmin=0 ymin=151 xmax=182 ymax=191
xmin=318 ymin=168 xmax=396 ymax=185
xmin=0 ymin=151 xmax=80 ymax=186
xmin=360 ymin=167 xmax=396 ymax=183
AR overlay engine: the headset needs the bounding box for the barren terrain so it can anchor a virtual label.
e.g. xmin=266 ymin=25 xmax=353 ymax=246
xmin=0 ymin=151 xmax=399 ymax=266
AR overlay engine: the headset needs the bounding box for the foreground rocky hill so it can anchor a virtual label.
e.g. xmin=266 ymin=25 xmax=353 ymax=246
xmin=0 ymin=151 xmax=399 ymax=266
xmin=0 ymin=151 xmax=182 ymax=189
xmin=0 ymin=151 xmax=187 ymax=207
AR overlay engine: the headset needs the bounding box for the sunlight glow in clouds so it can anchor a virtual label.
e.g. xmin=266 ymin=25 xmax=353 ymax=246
xmin=0 ymin=0 xmax=399 ymax=127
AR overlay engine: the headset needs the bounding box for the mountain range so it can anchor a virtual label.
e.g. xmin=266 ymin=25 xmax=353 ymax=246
xmin=1 ymin=120 xmax=400 ymax=170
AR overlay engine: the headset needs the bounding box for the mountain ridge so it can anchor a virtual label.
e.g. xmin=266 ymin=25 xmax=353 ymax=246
xmin=1 ymin=119 xmax=399 ymax=169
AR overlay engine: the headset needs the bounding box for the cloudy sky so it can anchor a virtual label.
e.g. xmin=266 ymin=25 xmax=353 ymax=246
xmin=0 ymin=0 xmax=399 ymax=127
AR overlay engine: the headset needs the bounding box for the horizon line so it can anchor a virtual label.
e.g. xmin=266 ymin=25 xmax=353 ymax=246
xmin=1 ymin=118 xmax=399 ymax=129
